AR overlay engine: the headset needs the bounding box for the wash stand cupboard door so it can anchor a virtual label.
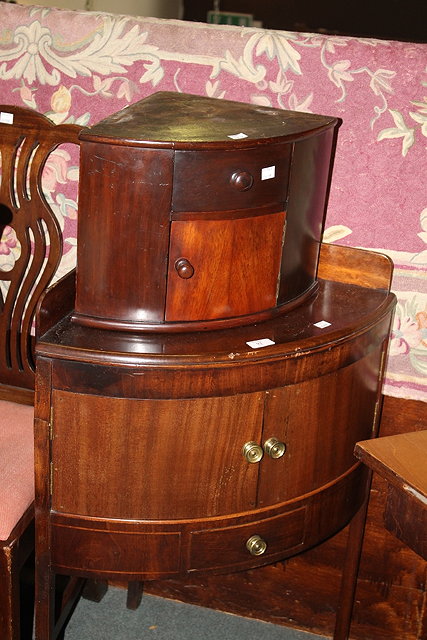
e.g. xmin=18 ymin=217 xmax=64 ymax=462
xmin=50 ymin=390 xmax=264 ymax=520
xmin=258 ymin=348 xmax=383 ymax=508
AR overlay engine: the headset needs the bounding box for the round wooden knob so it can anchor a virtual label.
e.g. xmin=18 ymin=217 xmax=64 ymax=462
xmin=174 ymin=258 xmax=194 ymax=279
xmin=230 ymin=170 xmax=254 ymax=191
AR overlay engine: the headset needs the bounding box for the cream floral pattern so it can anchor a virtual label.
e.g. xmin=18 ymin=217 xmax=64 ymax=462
xmin=0 ymin=225 xmax=21 ymax=304
xmin=0 ymin=16 xmax=162 ymax=86
xmin=0 ymin=131 xmax=79 ymax=284
xmin=378 ymin=83 xmax=427 ymax=156
xmin=0 ymin=225 xmax=20 ymax=271
xmin=0 ymin=15 xmax=412 ymax=127
xmin=325 ymin=208 xmax=427 ymax=395
xmin=39 ymin=146 xmax=79 ymax=280
xmin=0 ymin=3 xmax=426 ymax=401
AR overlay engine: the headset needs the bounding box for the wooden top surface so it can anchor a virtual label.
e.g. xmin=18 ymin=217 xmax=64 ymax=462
xmin=36 ymin=277 xmax=395 ymax=366
xmin=80 ymin=92 xmax=338 ymax=147
xmin=355 ymin=430 xmax=427 ymax=500
xmin=36 ymin=243 xmax=395 ymax=367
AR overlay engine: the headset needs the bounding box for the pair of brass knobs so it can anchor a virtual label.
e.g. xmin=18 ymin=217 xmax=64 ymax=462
xmin=242 ymin=438 xmax=286 ymax=463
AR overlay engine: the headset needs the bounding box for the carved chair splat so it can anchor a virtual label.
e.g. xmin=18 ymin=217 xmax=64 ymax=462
xmin=0 ymin=105 xmax=100 ymax=640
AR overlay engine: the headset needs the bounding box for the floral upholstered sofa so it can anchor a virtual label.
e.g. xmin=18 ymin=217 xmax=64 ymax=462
xmin=0 ymin=2 xmax=426 ymax=403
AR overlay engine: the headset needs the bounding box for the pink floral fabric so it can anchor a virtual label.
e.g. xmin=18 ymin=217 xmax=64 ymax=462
xmin=0 ymin=401 xmax=34 ymax=540
xmin=0 ymin=4 xmax=426 ymax=401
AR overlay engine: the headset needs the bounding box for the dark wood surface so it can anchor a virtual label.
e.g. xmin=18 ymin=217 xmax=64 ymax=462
xmin=33 ymin=94 xmax=397 ymax=640
xmin=36 ymin=270 xmax=76 ymax=340
xmin=34 ymin=244 xmax=396 ymax=639
xmin=0 ymin=106 xmax=81 ymax=640
xmin=0 ymin=105 xmax=80 ymax=393
xmin=81 ymin=92 xmax=337 ymax=146
xmin=355 ymin=431 xmax=427 ymax=559
xmin=144 ymin=395 xmax=427 ymax=640
xmin=355 ymin=431 xmax=427 ymax=501
xmin=73 ymin=93 xmax=340 ymax=333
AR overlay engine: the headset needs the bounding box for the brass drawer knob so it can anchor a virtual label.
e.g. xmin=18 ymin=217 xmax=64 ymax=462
xmin=246 ymin=534 xmax=267 ymax=556
xmin=264 ymin=437 xmax=286 ymax=459
xmin=242 ymin=441 xmax=264 ymax=464
xmin=230 ymin=170 xmax=254 ymax=192
xmin=175 ymin=258 xmax=194 ymax=279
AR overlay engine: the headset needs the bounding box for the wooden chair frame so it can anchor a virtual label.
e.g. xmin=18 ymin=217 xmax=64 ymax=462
xmin=0 ymin=105 xmax=81 ymax=639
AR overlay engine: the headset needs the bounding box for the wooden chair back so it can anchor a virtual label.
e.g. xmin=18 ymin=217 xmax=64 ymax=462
xmin=0 ymin=106 xmax=80 ymax=397
xmin=0 ymin=106 xmax=82 ymax=638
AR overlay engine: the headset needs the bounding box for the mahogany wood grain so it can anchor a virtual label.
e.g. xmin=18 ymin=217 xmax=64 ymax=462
xmin=278 ymin=127 xmax=337 ymax=304
xmin=172 ymin=145 xmax=291 ymax=212
xmin=355 ymin=431 xmax=427 ymax=499
xmin=0 ymin=384 xmax=34 ymax=405
xmin=384 ymin=486 xmax=427 ymax=559
xmin=46 ymin=464 xmax=367 ymax=582
xmin=333 ymin=490 xmax=371 ymax=640
xmin=145 ymin=395 xmax=427 ymax=640
xmin=0 ymin=518 xmax=34 ymax=640
xmin=39 ymin=277 xmax=394 ymax=381
xmin=165 ymin=211 xmax=285 ymax=321
xmin=34 ymin=260 xmax=395 ymax=639
xmin=81 ymin=92 xmax=337 ymax=147
xmin=33 ymin=93 xmax=398 ymax=640
xmin=318 ymin=242 xmax=394 ymax=290
xmin=0 ymin=105 xmax=82 ymax=640
xmin=75 ymin=142 xmax=173 ymax=325
xmin=355 ymin=431 xmax=427 ymax=559
xmin=51 ymin=391 xmax=263 ymax=519
xmin=34 ymin=357 xmax=56 ymax=640
xmin=0 ymin=105 xmax=80 ymax=391
xmin=72 ymin=93 xmax=340 ymax=333
xmin=36 ymin=270 xmax=76 ymax=340
xmin=258 ymin=353 xmax=381 ymax=507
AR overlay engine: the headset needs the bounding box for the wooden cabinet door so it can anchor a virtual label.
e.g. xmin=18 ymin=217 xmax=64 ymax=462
xmin=258 ymin=350 xmax=382 ymax=507
xmin=165 ymin=211 xmax=285 ymax=321
xmin=51 ymin=390 xmax=264 ymax=520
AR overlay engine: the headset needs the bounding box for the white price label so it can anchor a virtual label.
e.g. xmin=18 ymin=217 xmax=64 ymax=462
xmin=0 ymin=112 xmax=14 ymax=125
xmin=246 ymin=338 xmax=276 ymax=349
xmin=228 ymin=132 xmax=248 ymax=139
xmin=261 ymin=165 xmax=276 ymax=180
xmin=313 ymin=320 xmax=331 ymax=329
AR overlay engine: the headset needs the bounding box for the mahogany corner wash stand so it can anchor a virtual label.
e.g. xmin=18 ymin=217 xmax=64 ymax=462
xmin=33 ymin=93 xmax=396 ymax=639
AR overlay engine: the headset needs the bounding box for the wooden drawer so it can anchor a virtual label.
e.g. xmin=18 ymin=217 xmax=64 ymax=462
xmin=172 ymin=145 xmax=291 ymax=212
xmin=188 ymin=506 xmax=306 ymax=571
xmin=51 ymin=523 xmax=181 ymax=577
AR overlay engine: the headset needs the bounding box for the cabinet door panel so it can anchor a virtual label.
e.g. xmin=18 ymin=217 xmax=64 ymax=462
xmin=258 ymin=349 xmax=382 ymax=507
xmin=51 ymin=391 xmax=264 ymax=520
xmin=166 ymin=211 xmax=285 ymax=321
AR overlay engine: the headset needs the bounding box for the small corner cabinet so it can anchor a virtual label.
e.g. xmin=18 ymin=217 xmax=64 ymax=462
xmin=33 ymin=93 xmax=396 ymax=640
xmin=72 ymin=92 xmax=339 ymax=332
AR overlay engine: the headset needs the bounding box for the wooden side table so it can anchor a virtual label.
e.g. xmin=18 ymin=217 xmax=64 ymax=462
xmin=355 ymin=430 xmax=427 ymax=560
